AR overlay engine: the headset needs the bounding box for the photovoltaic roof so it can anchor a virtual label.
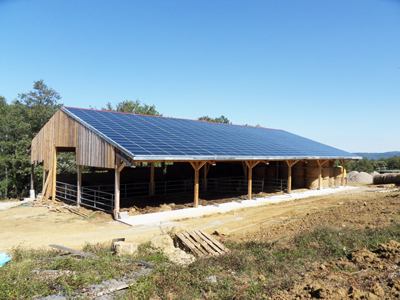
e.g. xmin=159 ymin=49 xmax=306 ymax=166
xmin=61 ymin=106 xmax=360 ymax=161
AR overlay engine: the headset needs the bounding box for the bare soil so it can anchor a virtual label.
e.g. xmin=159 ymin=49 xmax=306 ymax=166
xmin=2 ymin=183 xmax=400 ymax=298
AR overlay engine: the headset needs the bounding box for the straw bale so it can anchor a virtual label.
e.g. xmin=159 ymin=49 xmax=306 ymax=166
xmin=396 ymin=174 xmax=400 ymax=184
xmin=305 ymin=167 xmax=320 ymax=177
xmin=384 ymin=173 xmax=397 ymax=184
xmin=373 ymin=174 xmax=385 ymax=184
xmin=333 ymin=167 xmax=342 ymax=177
xmin=305 ymin=177 xmax=319 ymax=189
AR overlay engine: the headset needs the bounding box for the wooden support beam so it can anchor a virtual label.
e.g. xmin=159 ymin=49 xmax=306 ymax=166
xmin=317 ymin=159 xmax=329 ymax=189
xmin=114 ymin=157 xmax=121 ymax=219
xmin=117 ymin=162 xmax=126 ymax=173
xmin=286 ymin=160 xmax=299 ymax=194
xmin=52 ymin=148 xmax=57 ymax=200
xmin=30 ymin=164 xmax=34 ymax=190
xmin=41 ymin=170 xmax=52 ymax=202
xmin=244 ymin=161 xmax=260 ymax=200
xmin=150 ymin=162 xmax=155 ymax=196
xmin=190 ymin=161 xmax=207 ymax=207
xmin=77 ymin=165 xmax=82 ymax=207
xmin=340 ymin=159 xmax=351 ymax=186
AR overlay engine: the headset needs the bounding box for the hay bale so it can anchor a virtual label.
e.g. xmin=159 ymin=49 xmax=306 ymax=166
xmin=373 ymin=174 xmax=385 ymax=184
xmin=329 ymin=167 xmax=334 ymax=187
xmin=396 ymin=174 xmax=400 ymax=184
xmin=305 ymin=177 xmax=319 ymax=189
xmin=333 ymin=167 xmax=342 ymax=177
xmin=384 ymin=173 xmax=397 ymax=184
xmin=305 ymin=167 xmax=320 ymax=177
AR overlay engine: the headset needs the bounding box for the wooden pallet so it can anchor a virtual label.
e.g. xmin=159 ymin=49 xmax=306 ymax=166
xmin=176 ymin=230 xmax=230 ymax=257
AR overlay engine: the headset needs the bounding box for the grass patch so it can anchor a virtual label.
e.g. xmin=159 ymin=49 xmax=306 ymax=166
xmin=125 ymin=222 xmax=400 ymax=299
xmin=2 ymin=223 xmax=400 ymax=299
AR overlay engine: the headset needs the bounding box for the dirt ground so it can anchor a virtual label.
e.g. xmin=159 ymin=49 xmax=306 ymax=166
xmin=0 ymin=183 xmax=394 ymax=252
xmin=3 ymin=183 xmax=400 ymax=298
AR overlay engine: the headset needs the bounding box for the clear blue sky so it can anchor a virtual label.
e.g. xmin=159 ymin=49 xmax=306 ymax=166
xmin=1 ymin=0 xmax=399 ymax=153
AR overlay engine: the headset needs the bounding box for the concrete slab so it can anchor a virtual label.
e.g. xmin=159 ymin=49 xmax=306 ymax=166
xmin=118 ymin=186 xmax=357 ymax=227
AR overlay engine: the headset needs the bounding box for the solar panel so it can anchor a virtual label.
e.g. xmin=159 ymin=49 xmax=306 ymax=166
xmin=61 ymin=106 xmax=360 ymax=161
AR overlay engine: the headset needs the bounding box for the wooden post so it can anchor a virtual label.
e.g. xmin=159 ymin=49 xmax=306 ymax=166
xmin=42 ymin=169 xmax=52 ymax=201
xmin=114 ymin=157 xmax=121 ymax=219
xmin=30 ymin=164 xmax=34 ymax=190
xmin=52 ymin=148 xmax=57 ymax=200
xmin=190 ymin=161 xmax=207 ymax=207
xmin=340 ymin=159 xmax=351 ymax=186
xmin=286 ymin=160 xmax=299 ymax=193
xmin=77 ymin=165 xmax=82 ymax=207
xmin=317 ymin=160 xmax=329 ymax=189
xmin=245 ymin=161 xmax=260 ymax=200
xmin=150 ymin=162 xmax=155 ymax=196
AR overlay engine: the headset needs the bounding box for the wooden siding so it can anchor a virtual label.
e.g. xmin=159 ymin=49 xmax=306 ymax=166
xmin=31 ymin=110 xmax=115 ymax=170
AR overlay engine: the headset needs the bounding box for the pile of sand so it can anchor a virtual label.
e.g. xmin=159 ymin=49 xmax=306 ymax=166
xmin=347 ymin=171 xmax=373 ymax=183
xmin=370 ymin=171 xmax=380 ymax=177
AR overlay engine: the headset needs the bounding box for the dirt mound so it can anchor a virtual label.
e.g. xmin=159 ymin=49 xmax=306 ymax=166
xmin=272 ymin=240 xmax=400 ymax=299
xmin=347 ymin=171 xmax=373 ymax=183
xmin=370 ymin=171 xmax=380 ymax=177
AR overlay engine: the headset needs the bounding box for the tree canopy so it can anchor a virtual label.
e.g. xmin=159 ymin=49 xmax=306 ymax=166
xmin=103 ymin=100 xmax=162 ymax=116
xmin=0 ymin=80 xmax=62 ymax=199
xmin=198 ymin=115 xmax=231 ymax=124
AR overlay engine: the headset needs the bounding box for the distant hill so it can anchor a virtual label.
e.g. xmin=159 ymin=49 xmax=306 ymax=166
xmin=355 ymin=151 xmax=400 ymax=160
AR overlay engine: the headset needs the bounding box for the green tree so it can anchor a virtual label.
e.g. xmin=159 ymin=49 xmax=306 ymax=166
xmin=198 ymin=115 xmax=231 ymax=124
xmin=387 ymin=156 xmax=400 ymax=170
xmin=103 ymin=100 xmax=162 ymax=116
xmin=0 ymin=80 xmax=62 ymax=199
xmin=17 ymin=79 xmax=62 ymax=135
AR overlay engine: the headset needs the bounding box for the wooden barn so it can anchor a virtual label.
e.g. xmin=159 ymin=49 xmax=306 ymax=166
xmin=27 ymin=107 xmax=360 ymax=219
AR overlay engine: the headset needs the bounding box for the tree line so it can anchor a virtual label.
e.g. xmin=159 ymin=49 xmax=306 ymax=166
xmin=346 ymin=156 xmax=400 ymax=173
xmin=0 ymin=80 xmax=232 ymax=199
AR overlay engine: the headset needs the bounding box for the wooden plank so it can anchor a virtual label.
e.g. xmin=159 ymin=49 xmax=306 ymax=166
xmin=187 ymin=231 xmax=219 ymax=256
xmin=43 ymin=169 xmax=53 ymax=202
xmin=182 ymin=232 xmax=208 ymax=256
xmin=49 ymin=244 xmax=98 ymax=259
xmin=176 ymin=232 xmax=204 ymax=257
xmin=197 ymin=230 xmax=230 ymax=254
xmin=193 ymin=230 xmax=224 ymax=255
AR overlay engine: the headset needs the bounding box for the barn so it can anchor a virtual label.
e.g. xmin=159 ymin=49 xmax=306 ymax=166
xmin=27 ymin=107 xmax=361 ymax=219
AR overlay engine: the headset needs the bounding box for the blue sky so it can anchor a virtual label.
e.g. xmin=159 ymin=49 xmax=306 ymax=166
xmin=1 ymin=0 xmax=399 ymax=153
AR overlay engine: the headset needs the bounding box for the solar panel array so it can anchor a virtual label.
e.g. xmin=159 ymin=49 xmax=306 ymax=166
xmin=62 ymin=107 xmax=359 ymax=160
